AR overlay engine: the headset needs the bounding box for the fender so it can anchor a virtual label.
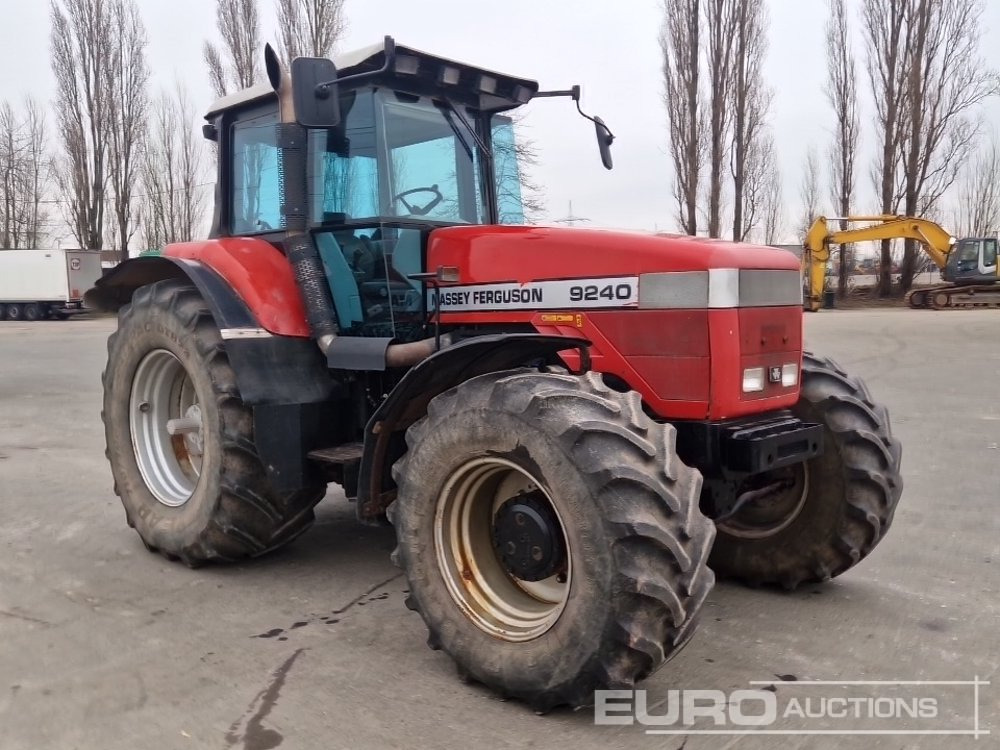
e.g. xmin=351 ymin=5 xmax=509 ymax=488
xmin=86 ymin=237 xmax=310 ymax=337
xmin=165 ymin=237 xmax=310 ymax=336
xmin=86 ymin=254 xmax=340 ymax=493
xmin=355 ymin=333 xmax=590 ymax=521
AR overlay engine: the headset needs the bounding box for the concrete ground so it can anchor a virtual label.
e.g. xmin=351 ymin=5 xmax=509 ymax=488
xmin=0 ymin=310 xmax=997 ymax=750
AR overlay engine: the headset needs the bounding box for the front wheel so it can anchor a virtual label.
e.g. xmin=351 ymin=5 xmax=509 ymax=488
xmin=101 ymin=279 xmax=326 ymax=565
xmin=389 ymin=369 xmax=715 ymax=710
xmin=709 ymin=352 xmax=903 ymax=588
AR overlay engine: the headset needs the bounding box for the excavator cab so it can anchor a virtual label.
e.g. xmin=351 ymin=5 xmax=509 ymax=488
xmin=944 ymin=237 xmax=999 ymax=284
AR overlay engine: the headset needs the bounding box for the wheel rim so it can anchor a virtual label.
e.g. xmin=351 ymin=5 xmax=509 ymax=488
xmin=434 ymin=457 xmax=571 ymax=642
xmin=129 ymin=349 xmax=204 ymax=507
xmin=716 ymin=463 xmax=809 ymax=539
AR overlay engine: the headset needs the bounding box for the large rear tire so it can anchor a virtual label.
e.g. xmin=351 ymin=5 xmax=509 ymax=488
xmin=101 ymin=279 xmax=326 ymax=566
xmin=709 ymin=352 xmax=903 ymax=588
xmin=389 ymin=369 xmax=715 ymax=710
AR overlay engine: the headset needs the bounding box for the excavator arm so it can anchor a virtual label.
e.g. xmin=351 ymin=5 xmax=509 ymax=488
xmin=802 ymin=215 xmax=955 ymax=311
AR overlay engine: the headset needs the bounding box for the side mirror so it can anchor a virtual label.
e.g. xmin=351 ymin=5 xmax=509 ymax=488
xmin=291 ymin=57 xmax=341 ymax=128
xmin=594 ymin=116 xmax=614 ymax=170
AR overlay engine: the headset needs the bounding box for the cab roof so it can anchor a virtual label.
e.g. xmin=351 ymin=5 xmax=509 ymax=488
xmin=205 ymin=39 xmax=539 ymax=119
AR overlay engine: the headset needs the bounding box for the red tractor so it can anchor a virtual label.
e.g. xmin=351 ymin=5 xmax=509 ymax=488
xmin=87 ymin=39 xmax=902 ymax=711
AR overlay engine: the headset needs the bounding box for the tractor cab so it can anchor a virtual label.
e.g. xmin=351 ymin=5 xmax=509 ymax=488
xmin=202 ymin=38 xmax=611 ymax=341
xmin=944 ymin=236 xmax=999 ymax=285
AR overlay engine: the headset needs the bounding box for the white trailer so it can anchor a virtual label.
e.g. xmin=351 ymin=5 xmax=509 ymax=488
xmin=0 ymin=249 xmax=103 ymax=321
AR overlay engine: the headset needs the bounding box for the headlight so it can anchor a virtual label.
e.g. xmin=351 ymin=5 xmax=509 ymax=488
xmin=781 ymin=363 xmax=798 ymax=387
xmin=742 ymin=367 xmax=765 ymax=393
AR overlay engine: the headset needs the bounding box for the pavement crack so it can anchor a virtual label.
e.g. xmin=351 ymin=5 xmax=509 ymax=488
xmin=331 ymin=573 xmax=403 ymax=616
xmin=250 ymin=573 xmax=403 ymax=640
xmin=0 ymin=608 xmax=51 ymax=626
xmin=225 ymin=648 xmax=304 ymax=750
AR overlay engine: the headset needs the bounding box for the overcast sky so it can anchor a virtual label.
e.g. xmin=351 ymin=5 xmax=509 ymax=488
xmin=3 ymin=0 xmax=1000 ymax=242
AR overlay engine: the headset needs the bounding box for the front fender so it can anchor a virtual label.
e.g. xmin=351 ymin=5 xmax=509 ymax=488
xmin=355 ymin=333 xmax=590 ymax=521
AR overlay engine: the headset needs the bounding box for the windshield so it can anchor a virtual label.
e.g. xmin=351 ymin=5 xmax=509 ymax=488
xmin=308 ymin=90 xmax=487 ymax=224
xmin=955 ymin=239 xmax=981 ymax=263
xmin=491 ymin=115 xmax=526 ymax=224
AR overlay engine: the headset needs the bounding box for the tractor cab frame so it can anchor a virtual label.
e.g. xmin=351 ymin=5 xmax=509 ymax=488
xmin=200 ymin=38 xmax=609 ymax=345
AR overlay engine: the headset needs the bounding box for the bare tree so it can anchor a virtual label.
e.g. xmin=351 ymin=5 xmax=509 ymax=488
xmin=896 ymin=0 xmax=999 ymax=292
xmin=661 ymin=0 xmax=702 ymax=235
xmin=760 ymin=150 xmax=783 ymax=245
xmin=740 ymin=122 xmax=775 ymax=242
xmin=826 ymin=0 xmax=860 ymax=298
xmin=0 ymin=102 xmax=23 ymax=247
xmin=275 ymin=0 xmax=346 ymax=61
xmin=798 ymin=146 xmax=822 ymax=237
xmin=1 ymin=98 xmax=50 ymax=248
xmin=703 ymin=0 xmax=736 ymax=237
xmin=863 ymin=0 xmax=909 ymax=295
xmin=509 ymin=113 xmax=545 ymax=222
xmin=953 ymin=132 xmax=1000 ymax=237
xmin=140 ymin=85 xmax=207 ymax=250
xmin=729 ymin=0 xmax=769 ymax=242
xmin=21 ymin=98 xmax=49 ymax=248
xmin=50 ymin=0 xmax=113 ymax=250
xmin=106 ymin=0 xmax=149 ymax=262
xmin=204 ymin=0 xmax=261 ymax=98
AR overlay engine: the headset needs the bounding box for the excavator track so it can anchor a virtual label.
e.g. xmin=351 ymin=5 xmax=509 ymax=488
xmin=906 ymin=284 xmax=1000 ymax=309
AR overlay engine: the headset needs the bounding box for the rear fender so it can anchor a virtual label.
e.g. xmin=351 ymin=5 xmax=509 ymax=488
xmin=355 ymin=333 xmax=590 ymax=522
xmin=86 ymin=254 xmax=340 ymax=493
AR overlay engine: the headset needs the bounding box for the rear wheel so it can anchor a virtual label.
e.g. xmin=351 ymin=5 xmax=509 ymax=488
xmin=709 ymin=352 xmax=902 ymax=588
xmin=23 ymin=303 xmax=42 ymax=322
xmin=5 ymin=303 xmax=22 ymax=321
xmin=390 ymin=369 xmax=715 ymax=710
xmin=102 ymin=279 xmax=326 ymax=566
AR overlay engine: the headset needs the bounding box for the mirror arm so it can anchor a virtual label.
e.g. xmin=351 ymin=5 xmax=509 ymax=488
xmin=532 ymin=85 xmax=615 ymax=141
xmin=315 ymin=35 xmax=397 ymax=98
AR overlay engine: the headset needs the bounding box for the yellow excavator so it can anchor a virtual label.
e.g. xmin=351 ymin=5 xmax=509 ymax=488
xmin=802 ymin=215 xmax=1000 ymax=311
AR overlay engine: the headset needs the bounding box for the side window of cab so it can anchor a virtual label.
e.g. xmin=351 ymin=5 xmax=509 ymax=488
xmin=983 ymin=239 xmax=998 ymax=269
xmin=231 ymin=109 xmax=283 ymax=234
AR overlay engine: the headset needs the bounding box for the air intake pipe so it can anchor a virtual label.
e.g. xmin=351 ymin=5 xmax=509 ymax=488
xmin=264 ymin=45 xmax=447 ymax=367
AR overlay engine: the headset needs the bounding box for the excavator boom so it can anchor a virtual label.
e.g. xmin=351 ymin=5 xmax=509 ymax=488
xmin=802 ymin=215 xmax=961 ymax=311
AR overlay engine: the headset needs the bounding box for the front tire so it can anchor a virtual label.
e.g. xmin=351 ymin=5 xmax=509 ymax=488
xmin=390 ymin=369 xmax=715 ymax=710
xmin=102 ymin=279 xmax=326 ymax=566
xmin=709 ymin=352 xmax=903 ymax=588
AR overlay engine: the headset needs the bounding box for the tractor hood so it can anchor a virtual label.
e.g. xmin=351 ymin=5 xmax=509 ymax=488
xmin=428 ymin=225 xmax=800 ymax=282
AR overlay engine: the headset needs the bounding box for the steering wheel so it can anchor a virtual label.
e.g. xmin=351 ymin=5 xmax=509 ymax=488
xmin=393 ymin=185 xmax=444 ymax=217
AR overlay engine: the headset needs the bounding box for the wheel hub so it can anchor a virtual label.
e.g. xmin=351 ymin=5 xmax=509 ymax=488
xmin=435 ymin=457 xmax=572 ymax=641
xmin=129 ymin=349 xmax=203 ymax=508
xmin=715 ymin=463 xmax=809 ymax=539
xmin=492 ymin=491 xmax=566 ymax=582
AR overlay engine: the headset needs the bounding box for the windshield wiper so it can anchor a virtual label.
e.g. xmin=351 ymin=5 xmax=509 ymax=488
xmin=436 ymin=100 xmax=491 ymax=169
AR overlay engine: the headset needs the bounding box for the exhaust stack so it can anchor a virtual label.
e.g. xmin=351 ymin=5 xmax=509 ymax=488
xmin=264 ymin=45 xmax=444 ymax=368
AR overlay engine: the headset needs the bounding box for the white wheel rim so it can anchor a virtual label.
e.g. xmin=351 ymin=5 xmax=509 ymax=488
xmin=129 ymin=349 xmax=204 ymax=507
xmin=434 ymin=457 xmax=571 ymax=642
